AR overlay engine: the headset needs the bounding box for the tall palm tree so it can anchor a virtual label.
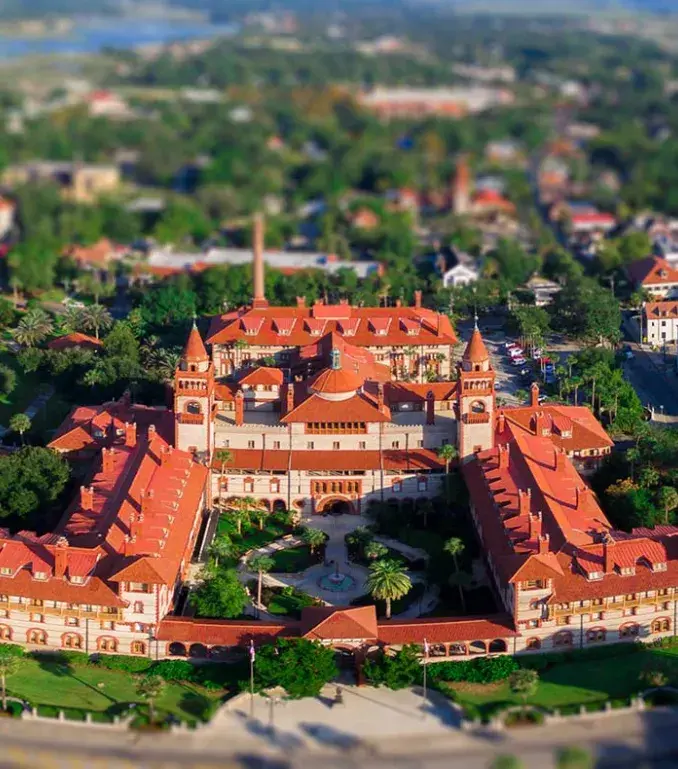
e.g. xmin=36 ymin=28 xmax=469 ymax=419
xmin=366 ymin=558 xmax=412 ymax=619
xmin=80 ymin=304 xmax=113 ymax=340
xmin=60 ymin=305 xmax=85 ymax=334
xmin=13 ymin=309 xmax=53 ymax=347
xmin=302 ymin=527 xmax=326 ymax=555
xmin=249 ymin=554 xmax=274 ymax=611
xmin=444 ymin=537 xmax=467 ymax=611
xmin=151 ymin=347 xmax=181 ymax=382
xmin=223 ymin=496 xmax=264 ymax=535
xmin=208 ymin=534 xmax=234 ymax=568
xmin=214 ymin=448 xmax=233 ymax=504
xmin=437 ymin=443 xmax=458 ymax=474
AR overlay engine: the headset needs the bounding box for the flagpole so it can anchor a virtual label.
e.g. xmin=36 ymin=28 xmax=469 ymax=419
xmin=249 ymin=640 xmax=255 ymax=718
xmin=422 ymin=637 xmax=428 ymax=716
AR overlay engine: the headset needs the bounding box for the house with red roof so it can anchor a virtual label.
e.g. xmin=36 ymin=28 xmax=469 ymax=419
xmin=644 ymin=300 xmax=678 ymax=344
xmin=628 ymin=256 xmax=678 ymax=299
xmin=48 ymin=332 xmax=103 ymax=353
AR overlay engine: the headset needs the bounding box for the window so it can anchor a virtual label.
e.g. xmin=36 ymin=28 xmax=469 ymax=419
xmin=526 ymin=637 xmax=541 ymax=650
xmin=0 ymin=610 xmax=8 ymax=619
xmin=619 ymin=623 xmax=639 ymax=638
xmin=307 ymin=442 xmax=315 ymax=450
xmin=0 ymin=625 xmax=11 ymax=641
xmin=270 ymin=479 xmax=280 ymax=494
xmin=527 ymin=619 xmax=539 ymax=628
xmin=417 ymin=440 xmax=424 ymax=448
xmin=593 ymin=612 xmax=604 ymax=621
xmin=98 ymin=637 xmax=117 ymax=652
xmin=65 ymin=617 xmax=80 ymax=627
xmin=273 ymin=441 xmax=281 ymax=450
xmin=186 ymin=402 xmax=201 ymax=415
xmin=392 ymin=480 xmax=402 ymax=493
xmin=332 ymin=442 xmax=340 ymax=451
xmin=27 ymin=630 xmax=47 ymax=645
xmin=0 ymin=568 xmax=12 ymax=576
xmin=556 ymin=616 xmax=571 ymax=626
xmin=33 ymin=571 xmax=47 ymax=581
xmin=359 ymin=442 xmax=366 ymax=450
xmin=62 ymin=634 xmax=82 ymax=649
xmin=652 ymin=618 xmax=671 ymax=633
xmin=586 ymin=628 xmax=606 ymax=643
xmin=70 ymin=576 xmax=85 ymax=585
xmin=30 ymin=613 xmax=44 ymax=623
xmin=658 ymin=588 xmax=670 ymax=596
xmin=417 ymin=478 xmax=427 ymax=492
xmin=244 ymin=479 xmax=254 ymax=493
xmin=553 ymin=631 xmax=573 ymax=647
xmin=133 ymin=601 xmax=144 ymax=614
xmin=247 ymin=440 xmax=255 ymax=449
xmin=128 ymin=582 xmax=150 ymax=593
xmin=222 ymin=440 xmax=230 ymax=448
xmin=391 ymin=441 xmax=400 ymax=449
xmin=130 ymin=640 xmax=146 ymax=655
xmin=524 ymin=580 xmax=545 ymax=590
xmin=100 ymin=621 xmax=115 ymax=631
xmin=661 ymin=602 xmax=670 ymax=611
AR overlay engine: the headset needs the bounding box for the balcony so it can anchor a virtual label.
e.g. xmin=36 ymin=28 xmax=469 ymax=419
xmin=178 ymin=413 xmax=204 ymax=425
xmin=463 ymin=412 xmax=491 ymax=424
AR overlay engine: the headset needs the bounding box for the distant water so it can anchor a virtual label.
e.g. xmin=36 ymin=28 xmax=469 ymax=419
xmin=0 ymin=17 xmax=237 ymax=58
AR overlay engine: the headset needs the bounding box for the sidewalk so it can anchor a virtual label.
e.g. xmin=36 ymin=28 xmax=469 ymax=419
xmin=0 ymin=384 xmax=54 ymax=439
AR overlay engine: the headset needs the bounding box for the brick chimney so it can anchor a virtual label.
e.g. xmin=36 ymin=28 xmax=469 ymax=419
xmin=538 ymin=533 xmax=550 ymax=555
xmin=102 ymin=448 xmax=115 ymax=473
xmin=148 ymin=423 xmax=156 ymax=438
xmin=497 ymin=411 xmax=506 ymax=434
xmin=498 ymin=443 xmax=509 ymax=470
xmin=530 ymin=382 xmax=540 ymax=408
xmin=534 ymin=411 xmax=549 ymax=436
xmin=519 ymin=488 xmax=531 ymax=516
xmin=252 ymin=212 xmax=267 ymax=308
xmin=160 ymin=444 xmax=173 ymax=465
xmin=286 ymin=383 xmax=294 ymax=415
xmin=529 ymin=511 xmax=542 ymax=540
xmin=395 ymin=298 xmax=402 ymax=308
xmin=235 ymin=389 xmax=245 ymax=426
xmin=604 ymin=536 xmax=614 ymax=573
xmin=576 ymin=486 xmax=590 ymax=509
xmin=54 ymin=541 xmax=68 ymax=579
xmin=124 ymin=421 xmax=137 ymax=448
xmin=296 ymin=296 xmax=306 ymax=308
xmin=555 ymin=447 xmax=567 ymax=471
xmin=377 ymin=383 xmax=385 ymax=412
xmin=130 ymin=512 xmax=142 ymax=542
xmin=80 ymin=485 xmax=94 ymax=511
xmin=426 ymin=391 xmax=435 ymax=425
xmin=413 ymin=290 xmax=422 ymax=308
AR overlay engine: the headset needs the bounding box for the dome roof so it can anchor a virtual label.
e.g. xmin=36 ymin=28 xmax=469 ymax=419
xmin=309 ymin=366 xmax=363 ymax=400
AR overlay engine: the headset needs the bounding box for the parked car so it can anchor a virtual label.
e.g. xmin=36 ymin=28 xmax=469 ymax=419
xmin=505 ymin=342 xmax=519 ymax=350
xmin=512 ymin=357 xmax=527 ymax=366
xmin=508 ymin=347 xmax=524 ymax=358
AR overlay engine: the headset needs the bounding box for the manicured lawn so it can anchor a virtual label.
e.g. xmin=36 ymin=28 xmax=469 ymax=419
xmin=6 ymin=656 xmax=223 ymax=724
xmin=217 ymin=517 xmax=296 ymax=557
xmin=443 ymin=644 xmax=678 ymax=719
xmin=270 ymin=545 xmax=319 ymax=573
xmin=266 ymin=588 xmax=319 ymax=618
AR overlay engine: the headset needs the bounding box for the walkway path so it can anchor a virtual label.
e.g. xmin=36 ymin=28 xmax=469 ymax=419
xmin=0 ymin=384 xmax=54 ymax=439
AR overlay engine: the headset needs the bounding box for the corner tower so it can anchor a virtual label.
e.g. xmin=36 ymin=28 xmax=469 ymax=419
xmin=457 ymin=320 xmax=495 ymax=462
xmin=174 ymin=322 xmax=214 ymax=457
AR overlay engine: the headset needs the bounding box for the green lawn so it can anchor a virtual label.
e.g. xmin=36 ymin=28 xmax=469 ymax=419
xmin=0 ymin=351 xmax=45 ymax=426
xmin=6 ymin=656 xmax=222 ymax=724
xmin=270 ymin=545 xmax=319 ymax=573
xmin=217 ymin=517 xmax=296 ymax=558
xmin=444 ymin=644 xmax=678 ymax=719
xmin=266 ymin=588 xmax=318 ymax=618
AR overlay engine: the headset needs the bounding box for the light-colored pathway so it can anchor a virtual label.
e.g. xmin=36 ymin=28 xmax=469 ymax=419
xmin=0 ymin=384 xmax=54 ymax=439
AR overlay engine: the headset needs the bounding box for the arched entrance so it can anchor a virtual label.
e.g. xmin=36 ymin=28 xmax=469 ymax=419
xmin=316 ymin=496 xmax=355 ymax=516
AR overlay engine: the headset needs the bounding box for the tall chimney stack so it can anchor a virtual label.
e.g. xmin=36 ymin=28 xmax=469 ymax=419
xmin=252 ymin=213 xmax=268 ymax=309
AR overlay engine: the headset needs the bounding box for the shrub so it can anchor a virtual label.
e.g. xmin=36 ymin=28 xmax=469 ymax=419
xmin=92 ymin=654 xmax=152 ymax=674
xmin=0 ymin=365 xmax=16 ymax=396
xmin=30 ymin=650 xmax=89 ymax=666
xmin=363 ymin=645 xmax=422 ymax=690
xmin=148 ymin=660 xmax=195 ymax=682
xmin=0 ymin=644 xmax=23 ymax=658
xmin=430 ymin=655 xmax=519 ymax=685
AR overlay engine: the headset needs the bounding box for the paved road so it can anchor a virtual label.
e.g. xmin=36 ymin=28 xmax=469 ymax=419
xmin=2 ymin=692 xmax=678 ymax=768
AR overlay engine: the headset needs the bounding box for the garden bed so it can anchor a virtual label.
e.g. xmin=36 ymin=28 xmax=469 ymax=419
xmin=269 ymin=545 xmax=321 ymax=573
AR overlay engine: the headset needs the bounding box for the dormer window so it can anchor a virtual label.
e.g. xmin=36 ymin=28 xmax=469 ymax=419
xmin=621 ymin=567 xmax=636 ymax=576
xmin=70 ymin=575 xmax=85 ymax=585
xmin=33 ymin=572 xmax=47 ymax=581
xmin=587 ymin=571 xmax=603 ymax=581
xmin=653 ymin=562 xmax=668 ymax=572
xmin=562 ymin=430 xmax=572 ymax=438
xmin=0 ymin=568 xmax=12 ymax=577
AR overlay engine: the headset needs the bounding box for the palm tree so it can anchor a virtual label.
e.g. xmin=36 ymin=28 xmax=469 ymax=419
xmin=302 ymin=527 xmax=326 ymax=555
xmin=437 ymin=443 xmax=458 ymax=474
xmin=80 ymin=304 xmax=113 ymax=340
xmin=13 ymin=309 xmax=53 ymax=347
xmin=151 ymin=347 xmax=181 ymax=382
xmin=223 ymin=497 xmax=259 ymax=535
xmin=9 ymin=413 xmax=31 ymax=445
xmin=249 ymin=554 xmax=274 ymax=611
xmin=214 ymin=448 xmax=233 ymax=504
xmin=366 ymin=558 xmax=412 ymax=619
xmin=0 ymin=646 xmax=23 ymax=712
xmin=208 ymin=534 xmax=234 ymax=568
xmin=658 ymin=486 xmax=678 ymax=524
xmin=136 ymin=674 xmax=165 ymax=724
xmin=444 ymin=537 xmax=467 ymax=611
xmin=364 ymin=541 xmax=388 ymax=561
xmin=60 ymin=305 xmax=85 ymax=334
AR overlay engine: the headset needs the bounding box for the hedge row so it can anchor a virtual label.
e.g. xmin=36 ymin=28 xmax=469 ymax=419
xmin=428 ymin=654 xmax=519 ymax=684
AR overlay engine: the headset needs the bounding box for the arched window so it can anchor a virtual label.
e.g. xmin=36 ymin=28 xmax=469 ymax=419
xmin=244 ymin=478 xmax=254 ymax=493
xmin=185 ymin=401 xmax=202 ymax=415
xmin=62 ymin=633 xmax=82 ymax=649
xmin=553 ymin=630 xmax=573 ymax=647
xmin=130 ymin=640 xmax=146 ymax=655
xmin=0 ymin=625 xmax=11 ymax=641
xmin=619 ymin=623 xmax=639 ymax=638
xmin=652 ymin=618 xmax=671 ymax=634
xmin=270 ymin=479 xmax=280 ymax=494
xmin=133 ymin=601 xmax=144 ymax=614
xmin=471 ymin=400 xmax=486 ymax=414
xmin=27 ymin=629 xmax=47 ymax=645
xmin=97 ymin=637 xmax=117 ymax=652
xmin=586 ymin=627 xmax=606 ymax=643
xmin=525 ymin=637 xmax=541 ymax=650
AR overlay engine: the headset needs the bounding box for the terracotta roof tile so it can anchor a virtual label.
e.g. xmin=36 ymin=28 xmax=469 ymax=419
xmin=377 ymin=614 xmax=517 ymax=645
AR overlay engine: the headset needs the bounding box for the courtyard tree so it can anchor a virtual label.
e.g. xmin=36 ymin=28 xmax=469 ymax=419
xmin=136 ymin=674 xmax=166 ymax=724
xmin=213 ymin=448 xmax=233 ymax=503
xmin=508 ymin=668 xmax=539 ymax=707
xmin=208 ymin=534 xmax=235 ymax=568
xmin=658 ymin=486 xmax=678 ymax=524
xmin=13 ymin=309 xmax=53 ymax=347
xmin=249 ymin=554 xmax=275 ymax=611
xmin=250 ymin=638 xmax=338 ymax=699
xmin=437 ymin=443 xmax=458 ymax=474
xmin=301 ymin=527 xmax=326 ymax=555
xmin=444 ymin=537 xmax=468 ymax=611
xmin=9 ymin=413 xmax=31 ymax=445
xmin=223 ymin=497 xmax=252 ymax=535
xmin=0 ymin=646 xmax=23 ymax=712
xmin=80 ymin=304 xmax=113 ymax=340
xmin=190 ymin=568 xmax=248 ymax=619
xmin=366 ymin=558 xmax=412 ymax=619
